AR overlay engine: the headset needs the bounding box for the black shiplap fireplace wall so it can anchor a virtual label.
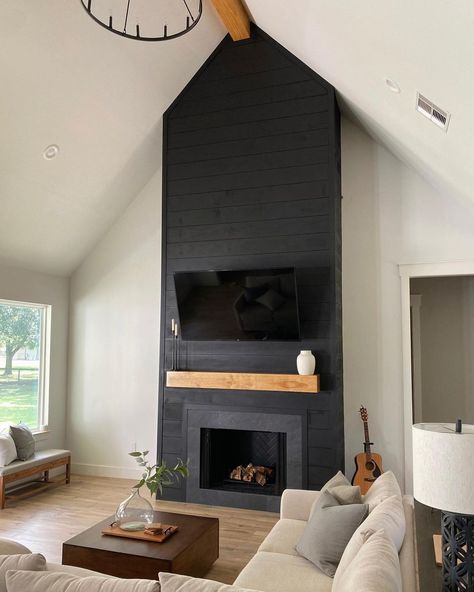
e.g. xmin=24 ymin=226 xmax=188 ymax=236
xmin=158 ymin=26 xmax=343 ymax=511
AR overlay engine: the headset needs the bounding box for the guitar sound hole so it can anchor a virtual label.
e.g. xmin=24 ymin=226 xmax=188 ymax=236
xmin=365 ymin=461 xmax=375 ymax=471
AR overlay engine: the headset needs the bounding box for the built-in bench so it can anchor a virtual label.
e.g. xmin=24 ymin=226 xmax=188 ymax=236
xmin=0 ymin=449 xmax=71 ymax=509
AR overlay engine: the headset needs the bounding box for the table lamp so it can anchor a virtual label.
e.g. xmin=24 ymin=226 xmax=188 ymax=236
xmin=412 ymin=422 xmax=474 ymax=592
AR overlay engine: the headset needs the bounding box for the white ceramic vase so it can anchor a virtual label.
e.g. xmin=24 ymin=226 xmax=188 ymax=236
xmin=296 ymin=350 xmax=316 ymax=375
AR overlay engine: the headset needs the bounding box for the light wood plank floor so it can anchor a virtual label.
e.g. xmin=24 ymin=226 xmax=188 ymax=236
xmin=0 ymin=475 xmax=279 ymax=584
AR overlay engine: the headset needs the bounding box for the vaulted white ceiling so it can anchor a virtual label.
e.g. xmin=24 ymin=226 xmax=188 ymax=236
xmin=1 ymin=1 xmax=473 ymax=276
xmin=244 ymin=0 xmax=474 ymax=206
xmin=0 ymin=1 xmax=225 ymax=276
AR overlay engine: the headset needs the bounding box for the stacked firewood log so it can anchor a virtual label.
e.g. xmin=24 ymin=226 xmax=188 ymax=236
xmin=229 ymin=463 xmax=273 ymax=486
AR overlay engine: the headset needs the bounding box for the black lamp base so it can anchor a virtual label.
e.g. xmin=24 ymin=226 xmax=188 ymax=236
xmin=442 ymin=511 xmax=474 ymax=591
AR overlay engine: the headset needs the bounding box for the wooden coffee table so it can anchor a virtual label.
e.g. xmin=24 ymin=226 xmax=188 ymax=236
xmin=62 ymin=510 xmax=219 ymax=580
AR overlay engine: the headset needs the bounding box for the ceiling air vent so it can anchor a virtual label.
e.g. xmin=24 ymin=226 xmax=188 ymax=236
xmin=416 ymin=93 xmax=450 ymax=131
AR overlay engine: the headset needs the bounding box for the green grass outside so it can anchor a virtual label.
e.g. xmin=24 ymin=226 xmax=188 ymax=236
xmin=0 ymin=368 xmax=39 ymax=428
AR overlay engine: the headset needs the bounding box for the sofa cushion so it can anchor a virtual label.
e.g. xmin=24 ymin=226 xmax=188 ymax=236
xmin=333 ymin=494 xmax=405 ymax=587
xmin=0 ymin=554 xmax=46 ymax=592
xmin=296 ymin=489 xmax=368 ymax=577
xmin=258 ymin=519 xmax=306 ymax=556
xmin=0 ymin=434 xmax=17 ymax=467
xmin=332 ymin=529 xmax=402 ymax=592
xmin=159 ymin=573 xmax=255 ymax=592
xmin=9 ymin=424 xmax=35 ymax=461
xmin=5 ymin=570 xmax=160 ymax=592
xmin=234 ymin=551 xmax=332 ymax=592
xmin=363 ymin=471 xmax=402 ymax=511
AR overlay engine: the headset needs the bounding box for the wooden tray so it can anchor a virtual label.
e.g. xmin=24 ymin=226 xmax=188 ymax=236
xmin=101 ymin=523 xmax=178 ymax=543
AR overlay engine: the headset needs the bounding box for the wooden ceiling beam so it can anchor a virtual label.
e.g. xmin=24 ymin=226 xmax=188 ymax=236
xmin=210 ymin=0 xmax=251 ymax=41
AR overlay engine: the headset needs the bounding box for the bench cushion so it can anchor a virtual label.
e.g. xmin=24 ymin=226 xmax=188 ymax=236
xmin=0 ymin=449 xmax=70 ymax=476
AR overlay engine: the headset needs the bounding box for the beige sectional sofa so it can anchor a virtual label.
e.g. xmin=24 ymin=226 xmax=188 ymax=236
xmin=234 ymin=488 xmax=417 ymax=592
xmin=0 ymin=481 xmax=417 ymax=592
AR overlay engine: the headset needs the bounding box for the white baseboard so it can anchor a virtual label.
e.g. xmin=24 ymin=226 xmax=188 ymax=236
xmin=71 ymin=462 xmax=143 ymax=480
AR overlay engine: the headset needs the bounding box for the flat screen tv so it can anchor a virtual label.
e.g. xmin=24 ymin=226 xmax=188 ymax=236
xmin=174 ymin=268 xmax=300 ymax=341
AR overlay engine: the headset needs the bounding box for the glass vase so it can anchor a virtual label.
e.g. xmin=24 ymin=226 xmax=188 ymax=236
xmin=115 ymin=488 xmax=154 ymax=531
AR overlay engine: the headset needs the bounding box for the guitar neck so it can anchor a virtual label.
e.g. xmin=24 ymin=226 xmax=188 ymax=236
xmin=363 ymin=421 xmax=372 ymax=455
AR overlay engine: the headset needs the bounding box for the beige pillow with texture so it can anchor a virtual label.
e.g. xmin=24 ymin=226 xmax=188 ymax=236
xmin=5 ymin=570 xmax=160 ymax=592
xmin=332 ymin=529 xmax=402 ymax=592
xmin=0 ymin=554 xmax=45 ymax=592
xmin=160 ymin=573 xmax=255 ymax=592
xmin=333 ymin=494 xmax=405 ymax=587
xmin=363 ymin=471 xmax=402 ymax=511
xmin=0 ymin=433 xmax=17 ymax=467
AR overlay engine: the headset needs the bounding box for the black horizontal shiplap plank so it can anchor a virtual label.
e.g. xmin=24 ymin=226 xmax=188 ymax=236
xmin=171 ymin=80 xmax=326 ymax=119
xmin=193 ymin=39 xmax=293 ymax=84
xmin=168 ymin=163 xmax=328 ymax=196
xmin=309 ymin=467 xmax=339 ymax=489
xmin=168 ymin=96 xmax=328 ymax=134
xmin=183 ymin=66 xmax=312 ymax=102
xmin=166 ymin=252 xmax=331 ymax=274
xmin=309 ymin=447 xmax=336 ymax=468
xmin=168 ymin=234 xmax=328 ymax=260
xmin=167 ymin=112 xmax=328 ymax=149
xmin=168 ymin=216 xmax=329 ymax=244
xmin=167 ymin=181 xmax=329 ymax=213
xmin=168 ymin=198 xmax=329 ymax=227
xmin=164 ymin=351 xmax=331 ymax=374
xmin=168 ymin=146 xmax=328 ymax=181
xmin=162 ymin=436 xmax=182 ymax=455
xmin=167 ymin=130 xmax=329 ymax=165
xmin=163 ymin=338 xmax=331 ymax=357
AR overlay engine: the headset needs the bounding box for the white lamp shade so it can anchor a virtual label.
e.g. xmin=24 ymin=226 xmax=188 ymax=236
xmin=412 ymin=423 xmax=474 ymax=515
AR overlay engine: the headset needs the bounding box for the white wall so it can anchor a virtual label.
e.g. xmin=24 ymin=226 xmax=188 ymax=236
xmin=342 ymin=117 xmax=474 ymax=489
xmin=67 ymin=168 xmax=161 ymax=478
xmin=0 ymin=264 xmax=69 ymax=450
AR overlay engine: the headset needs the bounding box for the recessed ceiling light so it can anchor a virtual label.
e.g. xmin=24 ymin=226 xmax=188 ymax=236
xmin=385 ymin=78 xmax=401 ymax=93
xmin=43 ymin=144 xmax=59 ymax=160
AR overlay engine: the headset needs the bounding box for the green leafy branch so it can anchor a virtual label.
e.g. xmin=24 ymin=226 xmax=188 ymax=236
xmin=129 ymin=450 xmax=189 ymax=497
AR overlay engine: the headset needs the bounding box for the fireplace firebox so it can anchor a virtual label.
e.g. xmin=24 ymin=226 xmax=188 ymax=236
xmin=200 ymin=428 xmax=286 ymax=496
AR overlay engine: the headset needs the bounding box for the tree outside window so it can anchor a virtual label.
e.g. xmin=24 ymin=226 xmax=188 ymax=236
xmin=0 ymin=301 xmax=49 ymax=431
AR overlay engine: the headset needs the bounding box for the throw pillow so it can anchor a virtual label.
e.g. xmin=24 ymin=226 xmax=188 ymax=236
xmin=0 ymin=554 xmax=46 ymax=592
xmin=333 ymin=494 xmax=406 ymax=587
xmin=308 ymin=471 xmax=356 ymax=518
xmin=295 ymin=489 xmax=368 ymax=577
xmin=255 ymin=289 xmax=286 ymax=312
xmin=5 ymin=571 xmax=160 ymax=592
xmin=160 ymin=573 xmax=256 ymax=592
xmin=0 ymin=433 xmax=17 ymax=467
xmin=329 ymin=484 xmax=362 ymax=505
xmin=332 ymin=529 xmax=402 ymax=592
xmin=9 ymin=424 xmax=35 ymax=461
xmin=321 ymin=470 xmax=351 ymax=491
xmin=363 ymin=471 xmax=402 ymax=511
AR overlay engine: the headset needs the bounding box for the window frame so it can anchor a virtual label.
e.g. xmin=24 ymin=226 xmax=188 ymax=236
xmin=0 ymin=298 xmax=51 ymax=433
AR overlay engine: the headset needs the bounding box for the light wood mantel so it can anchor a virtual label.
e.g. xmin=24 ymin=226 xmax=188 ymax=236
xmin=166 ymin=371 xmax=320 ymax=394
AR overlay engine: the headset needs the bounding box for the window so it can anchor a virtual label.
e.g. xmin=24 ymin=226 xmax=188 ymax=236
xmin=0 ymin=300 xmax=50 ymax=432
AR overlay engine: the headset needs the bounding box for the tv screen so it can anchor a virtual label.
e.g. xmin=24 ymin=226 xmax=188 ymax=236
xmin=174 ymin=268 xmax=301 ymax=341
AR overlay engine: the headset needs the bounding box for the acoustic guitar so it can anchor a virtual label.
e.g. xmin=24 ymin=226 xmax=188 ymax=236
xmin=352 ymin=406 xmax=383 ymax=494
